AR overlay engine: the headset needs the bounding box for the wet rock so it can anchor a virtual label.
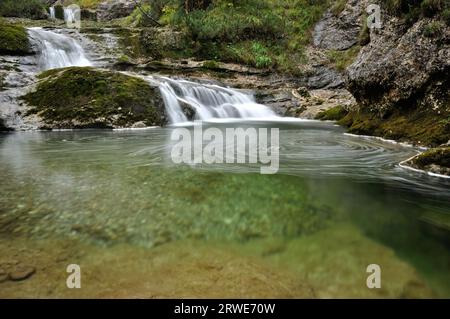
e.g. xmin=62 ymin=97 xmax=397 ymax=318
xmin=97 ymin=0 xmax=137 ymax=21
xmin=179 ymin=101 xmax=196 ymax=121
xmin=305 ymin=66 xmax=344 ymax=89
xmin=9 ymin=266 xmax=36 ymax=281
xmin=81 ymin=9 xmax=98 ymax=21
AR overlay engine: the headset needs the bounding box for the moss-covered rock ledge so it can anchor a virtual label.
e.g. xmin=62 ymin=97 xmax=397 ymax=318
xmin=404 ymin=147 xmax=450 ymax=177
xmin=22 ymin=67 xmax=167 ymax=129
xmin=0 ymin=20 xmax=32 ymax=55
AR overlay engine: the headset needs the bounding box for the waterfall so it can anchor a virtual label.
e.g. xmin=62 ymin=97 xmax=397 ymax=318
xmin=49 ymin=7 xmax=56 ymax=20
xmin=157 ymin=77 xmax=277 ymax=124
xmin=64 ymin=7 xmax=77 ymax=24
xmin=27 ymin=28 xmax=92 ymax=71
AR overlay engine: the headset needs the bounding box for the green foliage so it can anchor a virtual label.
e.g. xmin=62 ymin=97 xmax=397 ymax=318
xmin=420 ymin=0 xmax=445 ymax=17
xmin=331 ymin=0 xmax=347 ymax=16
xmin=0 ymin=0 xmax=45 ymax=19
xmin=156 ymin=0 xmax=329 ymax=74
xmin=126 ymin=4 xmax=153 ymax=27
xmin=423 ymin=21 xmax=444 ymax=37
xmin=251 ymin=42 xmax=272 ymax=68
xmin=0 ymin=20 xmax=31 ymax=55
xmin=443 ymin=8 xmax=450 ymax=24
xmin=183 ymin=0 xmax=283 ymax=42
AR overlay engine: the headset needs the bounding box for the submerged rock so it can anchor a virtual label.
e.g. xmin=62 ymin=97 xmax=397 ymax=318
xmin=21 ymin=67 xmax=167 ymax=129
xmin=8 ymin=266 xmax=36 ymax=281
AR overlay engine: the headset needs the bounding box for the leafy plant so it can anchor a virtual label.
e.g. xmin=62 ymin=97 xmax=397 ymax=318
xmin=0 ymin=0 xmax=45 ymax=19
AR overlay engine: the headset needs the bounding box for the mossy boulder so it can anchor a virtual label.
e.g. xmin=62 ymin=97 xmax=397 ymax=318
xmin=315 ymin=105 xmax=348 ymax=121
xmin=22 ymin=67 xmax=167 ymax=129
xmin=338 ymin=105 xmax=450 ymax=147
xmin=406 ymin=147 xmax=450 ymax=176
xmin=0 ymin=22 xmax=32 ymax=55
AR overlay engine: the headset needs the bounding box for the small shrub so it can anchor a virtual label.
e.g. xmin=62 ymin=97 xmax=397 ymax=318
xmin=423 ymin=21 xmax=444 ymax=37
xmin=202 ymin=60 xmax=220 ymax=69
xmin=331 ymin=0 xmax=347 ymax=16
xmin=420 ymin=0 xmax=444 ymax=17
xmin=252 ymin=42 xmax=272 ymax=68
xmin=443 ymin=8 xmax=450 ymax=25
xmin=0 ymin=0 xmax=46 ymax=19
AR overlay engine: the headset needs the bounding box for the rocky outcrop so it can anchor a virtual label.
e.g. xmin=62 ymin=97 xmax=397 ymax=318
xmin=0 ymin=22 xmax=33 ymax=55
xmin=97 ymin=0 xmax=137 ymax=21
xmin=343 ymin=8 xmax=449 ymax=146
xmin=313 ymin=0 xmax=369 ymax=50
xmin=21 ymin=67 xmax=167 ymax=129
xmin=403 ymin=147 xmax=450 ymax=176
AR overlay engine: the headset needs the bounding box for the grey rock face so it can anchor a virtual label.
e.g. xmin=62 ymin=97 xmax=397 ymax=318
xmin=346 ymin=15 xmax=449 ymax=115
xmin=97 ymin=0 xmax=137 ymax=21
xmin=313 ymin=0 xmax=369 ymax=51
xmin=305 ymin=66 xmax=345 ymax=89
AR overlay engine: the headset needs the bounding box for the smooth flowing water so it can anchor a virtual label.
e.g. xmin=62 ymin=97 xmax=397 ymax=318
xmin=27 ymin=28 xmax=91 ymax=70
xmin=0 ymin=121 xmax=449 ymax=298
xmin=156 ymin=77 xmax=276 ymax=123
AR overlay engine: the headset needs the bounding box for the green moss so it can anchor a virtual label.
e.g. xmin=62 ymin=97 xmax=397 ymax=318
xmin=202 ymin=60 xmax=220 ymax=70
xmin=326 ymin=46 xmax=361 ymax=72
xmin=359 ymin=15 xmax=371 ymax=46
xmin=423 ymin=21 xmax=445 ymax=37
xmin=0 ymin=21 xmax=31 ymax=55
xmin=331 ymin=0 xmax=347 ymax=16
xmin=22 ymin=67 xmax=166 ymax=129
xmin=316 ymin=106 xmax=349 ymax=121
xmin=338 ymin=108 xmax=450 ymax=147
xmin=0 ymin=72 xmax=5 ymax=91
xmin=412 ymin=147 xmax=450 ymax=168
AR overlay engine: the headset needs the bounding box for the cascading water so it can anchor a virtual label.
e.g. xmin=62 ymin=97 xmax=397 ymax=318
xmin=157 ymin=77 xmax=277 ymax=124
xmin=64 ymin=7 xmax=77 ymax=24
xmin=49 ymin=7 xmax=56 ymax=20
xmin=27 ymin=28 xmax=92 ymax=70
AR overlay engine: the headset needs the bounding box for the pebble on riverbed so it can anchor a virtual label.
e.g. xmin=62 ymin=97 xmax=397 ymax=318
xmin=0 ymin=262 xmax=36 ymax=282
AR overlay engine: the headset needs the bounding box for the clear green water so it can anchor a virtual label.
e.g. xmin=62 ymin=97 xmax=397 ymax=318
xmin=0 ymin=120 xmax=449 ymax=297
